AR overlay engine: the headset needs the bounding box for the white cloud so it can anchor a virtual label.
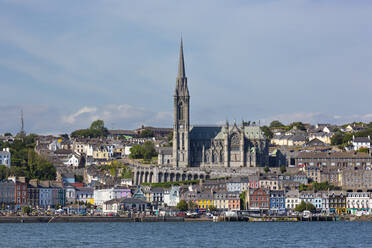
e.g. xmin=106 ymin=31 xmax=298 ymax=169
xmin=61 ymin=104 xmax=172 ymax=131
xmin=262 ymin=112 xmax=372 ymax=126
xmin=62 ymin=106 xmax=97 ymax=124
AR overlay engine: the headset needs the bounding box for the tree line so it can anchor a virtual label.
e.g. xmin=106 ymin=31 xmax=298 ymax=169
xmin=0 ymin=134 xmax=56 ymax=180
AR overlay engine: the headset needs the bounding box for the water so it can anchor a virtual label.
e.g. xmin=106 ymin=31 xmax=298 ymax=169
xmin=0 ymin=222 xmax=371 ymax=248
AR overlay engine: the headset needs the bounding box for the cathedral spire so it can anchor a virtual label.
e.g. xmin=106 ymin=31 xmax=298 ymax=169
xmin=177 ymin=38 xmax=186 ymax=78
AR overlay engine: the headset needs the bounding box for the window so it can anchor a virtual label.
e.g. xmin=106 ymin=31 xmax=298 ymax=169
xmin=178 ymin=102 xmax=183 ymax=120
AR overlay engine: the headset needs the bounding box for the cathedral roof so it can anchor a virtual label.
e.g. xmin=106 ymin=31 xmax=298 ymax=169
xmin=189 ymin=126 xmax=222 ymax=140
xmin=214 ymin=126 xmax=266 ymax=140
xmin=243 ymin=126 xmax=266 ymax=140
xmin=189 ymin=125 xmax=266 ymax=140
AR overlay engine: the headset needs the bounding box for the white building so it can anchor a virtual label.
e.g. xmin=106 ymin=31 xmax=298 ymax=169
xmin=352 ymin=136 xmax=371 ymax=151
xmin=63 ymin=154 xmax=80 ymax=167
xmin=308 ymin=132 xmax=333 ymax=144
xmin=347 ymin=192 xmax=370 ymax=215
xmin=65 ymin=186 xmax=77 ymax=204
xmin=226 ymin=178 xmax=249 ymax=193
xmin=0 ymin=148 xmax=11 ymax=168
xmin=48 ymin=140 xmax=62 ymax=151
xmin=93 ymin=187 xmax=131 ymax=206
xmin=163 ymin=186 xmax=180 ymax=207
xmin=124 ymin=145 xmax=133 ymax=156
xmin=285 ymin=190 xmax=300 ymax=210
xmin=73 ymin=142 xmax=93 ymax=156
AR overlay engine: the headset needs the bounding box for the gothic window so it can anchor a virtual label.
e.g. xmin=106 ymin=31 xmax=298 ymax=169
xmin=230 ymin=133 xmax=240 ymax=151
xmin=182 ymin=133 xmax=185 ymax=149
xmin=178 ymin=102 xmax=183 ymax=120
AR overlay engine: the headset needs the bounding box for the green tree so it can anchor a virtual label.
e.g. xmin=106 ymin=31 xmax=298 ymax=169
xmin=109 ymin=167 xmax=117 ymax=177
xmin=90 ymin=120 xmax=105 ymax=131
xmin=142 ymin=141 xmax=157 ymax=161
xmin=294 ymin=200 xmax=316 ymax=212
xmin=270 ymin=120 xmax=285 ymax=128
xmin=264 ymin=166 xmax=270 ymax=173
xmin=121 ymin=167 xmax=132 ymax=179
xmin=139 ymin=128 xmax=155 ymax=138
xmin=280 ymin=165 xmax=286 ymax=174
xmin=331 ymin=132 xmax=345 ymax=146
xmin=0 ymin=165 xmax=10 ymax=180
xmin=167 ymin=132 xmax=173 ymax=146
xmin=288 ymin=122 xmax=306 ymax=131
xmin=4 ymin=133 xmax=12 ymax=136
xmin=187 ymin=201 xmax=198 ymax=210
xmin=22 ymin=206 xmax=31 ymax=215
xmin=176 ymin=199 xmax=188 ymax=211
xmin=90 ymin=120 xmax=108 ymax=137
xmin=71 ymin=120 xmax=108 ymax=138
xmin=261 ymin=126 xmax=273 ymax=139
xmin=129 ymin=145 xmax=144 ymax=159
xmin=240 ymin=191 xmax=246 ymax=210
xmin=208 ymin=205 xmax=217 ymax=211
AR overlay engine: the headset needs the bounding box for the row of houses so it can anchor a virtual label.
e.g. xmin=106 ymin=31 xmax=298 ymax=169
xmin=271 ymin=123 xmax=371 ymax=149
xmin=0 ymin=177 xmax=65 ymax=210
xmin=246 ymin=189 xmax=372 ymax=215
xmin=36 ymin=135 xmax=160 ymax=169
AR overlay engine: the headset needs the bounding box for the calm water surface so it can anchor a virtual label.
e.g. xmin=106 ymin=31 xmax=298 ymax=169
xmin=0 ymin=222 xmax=371 ymax=248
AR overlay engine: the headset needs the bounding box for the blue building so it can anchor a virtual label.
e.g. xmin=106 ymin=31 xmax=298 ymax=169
xmin=270 ymin=190 xmax=286 ymax=213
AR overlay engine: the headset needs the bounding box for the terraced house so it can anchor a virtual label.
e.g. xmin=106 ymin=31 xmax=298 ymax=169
xmin=295 ymin=152 xmax=372 ymax=169
xmin=347 ymin=192 xmax=370 ymax=214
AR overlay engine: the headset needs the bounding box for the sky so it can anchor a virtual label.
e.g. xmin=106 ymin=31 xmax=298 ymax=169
xmin=0 ymin=0 xmax=372 ymax=135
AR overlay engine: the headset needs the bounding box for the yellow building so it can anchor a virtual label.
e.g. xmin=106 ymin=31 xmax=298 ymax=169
xmin=196 ymin=193 xmax=214 ymax=210
xmin=93 ymin=149 xmax=109 ymax=160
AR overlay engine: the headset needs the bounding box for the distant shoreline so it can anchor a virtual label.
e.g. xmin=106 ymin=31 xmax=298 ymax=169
xmin=1 ymin=215 xmax=370 ymax=223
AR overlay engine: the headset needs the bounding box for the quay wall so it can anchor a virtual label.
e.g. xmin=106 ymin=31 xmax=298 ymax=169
xmin=0 ymin=216 xmax=184 ymax=224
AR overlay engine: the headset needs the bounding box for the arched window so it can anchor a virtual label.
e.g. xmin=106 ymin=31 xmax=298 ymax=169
xmin=230 ymin=133 xmax=240 ymax=151
xmin=178 ymin=102 xmax=183 ymax=120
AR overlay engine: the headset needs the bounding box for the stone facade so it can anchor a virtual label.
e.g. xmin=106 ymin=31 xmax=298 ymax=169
xmin=170 ymin=40 xmax=269 ymax=169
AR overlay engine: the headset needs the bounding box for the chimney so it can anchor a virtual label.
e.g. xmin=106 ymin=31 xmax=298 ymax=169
xmin=29 ymin=179 xmax=38 ymax=187
xmin=18 ymin=177 xmax=26 ymax=183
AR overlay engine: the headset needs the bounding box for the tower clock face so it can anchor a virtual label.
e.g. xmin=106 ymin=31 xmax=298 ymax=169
xmin=180 ymin=124 xmax=184 ymax=129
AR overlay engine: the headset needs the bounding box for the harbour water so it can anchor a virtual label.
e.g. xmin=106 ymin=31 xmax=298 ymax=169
xmin=1 ymin=222 xmax=372 ymax=247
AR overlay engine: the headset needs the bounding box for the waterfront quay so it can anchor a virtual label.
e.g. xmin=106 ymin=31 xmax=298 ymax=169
xmin=0 ymin=214 xmax=356 ymax=223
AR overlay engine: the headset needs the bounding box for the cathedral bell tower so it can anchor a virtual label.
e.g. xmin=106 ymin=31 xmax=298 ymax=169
xmin=172 ymin=39 xmax=190 ymax=167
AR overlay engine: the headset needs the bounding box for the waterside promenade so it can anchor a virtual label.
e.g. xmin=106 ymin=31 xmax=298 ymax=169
xmin=2 ymin=215 xmax=371 ymax=223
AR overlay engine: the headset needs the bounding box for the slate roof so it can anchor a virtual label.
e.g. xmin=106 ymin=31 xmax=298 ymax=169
xmin=214 ymin=125 xmax=266 ymax=140
xmin=151 ymin=187 xmax=164 ymax=193
xmin=296 ymin=152 xmax=371 ymax=159
xmin=189 ymin=126 xmax=222 ymax=140
xmin=306 ymin=138 xmax=326 ymax=146
xmin=288 ymin=135 xmax=307 ymax=142
xmin=158 ymin=147 xmax=172 ymax=155
xmin=353 ymin=137 xmax=370 ymax=143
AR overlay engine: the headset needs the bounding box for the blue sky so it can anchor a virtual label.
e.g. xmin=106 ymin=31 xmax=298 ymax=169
xmin=1 ymin=0 xmax=372 ymax=134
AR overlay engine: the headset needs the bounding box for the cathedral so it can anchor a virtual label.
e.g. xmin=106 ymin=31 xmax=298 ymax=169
xmin=160 ymin=40 xmax=269 ymax=168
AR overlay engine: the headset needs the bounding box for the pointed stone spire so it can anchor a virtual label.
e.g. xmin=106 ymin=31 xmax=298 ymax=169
xmin=177 ymin=38 xmax=186 ymax=78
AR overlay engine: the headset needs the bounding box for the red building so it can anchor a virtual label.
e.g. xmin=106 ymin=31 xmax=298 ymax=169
xmin=15 ymin=181 xmax=28 ymax=208
xmin=248 ymin=188 xmax=270 ymax=211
